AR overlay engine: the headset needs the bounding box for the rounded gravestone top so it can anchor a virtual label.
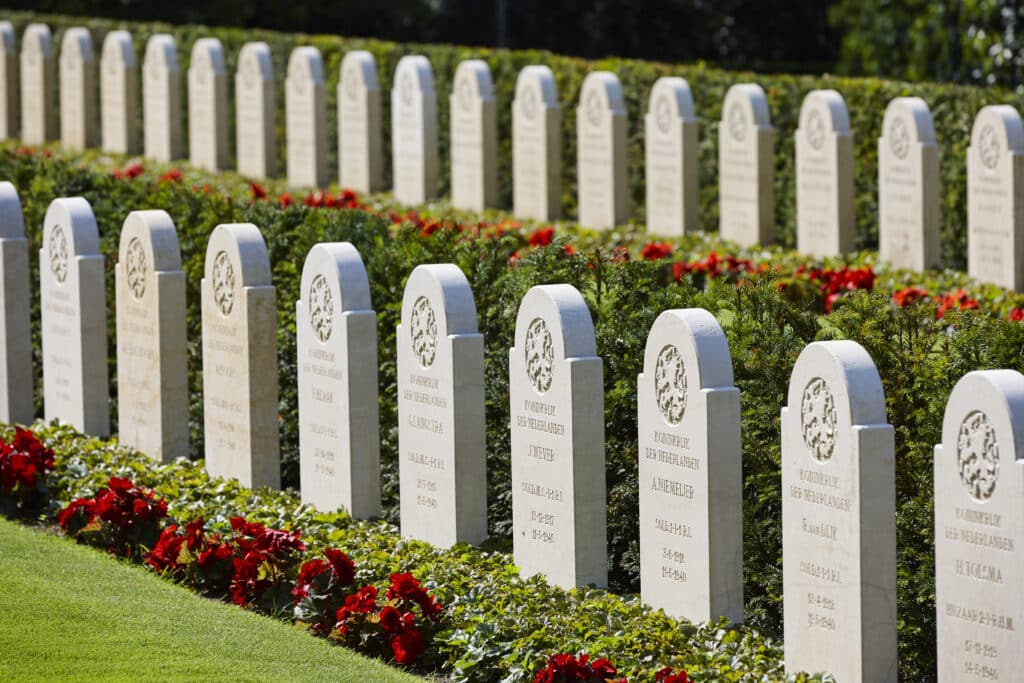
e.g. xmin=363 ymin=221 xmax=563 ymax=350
xmin=60 ymin=27 xmax=94 ymax=65
xmin=514 ymin=65 xmax=558 ymax=123
xmin=340 ymin=50 xmax=378 ymax=102
xmin=394 ymin=55 xmax=435 ymax=108
xmin=22 ymin=23 xmax=52 ymax=58
xmin=101 ymin=30 xmax=135 ymax=73
xmin=453 ymin=59 xmax=494 ymax=112
xmin=43 ymin=197 xmax=100 ymax=286
xmin=204 ymin=223 xmax=272 ymax=319
xmin=721 ymin=83 xmax=772 ymax=144
xmin=798 ymin=89 xmax=851 ymax=151
xmin=579 ymin=71 xmax=625 ymax=128
xmin=0 ymin=182 xmax=25 ymax=240
xmin=144 ymin=34 xmax=178 ymax=80
xmin=0 ymin=21 xmax=14 ymax=54
xmin=647 ymin=77 xmax=695 ymax=136
xmin=190 ymin=38 xmax=225 ymax=83
xmin=400 ymin=263 xmax=478 ymax=368
xmin=237 ymin=42 xmax=272 ymax=89
xmin=287 ymin=46 xmax=324 ymax=92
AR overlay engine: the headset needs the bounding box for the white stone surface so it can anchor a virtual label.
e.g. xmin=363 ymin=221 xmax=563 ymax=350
xmin=782 ymin=340 xmax=896 ymax=682
xmin=337 ymin=51 xmax=382 ymax=194
xmin=934 ymin=370 xmax=1024 ymax=683
xmin=115 ymin=210 xmax=188 ymax=462
xmin=0 ymin=183 xmax=32 ymax=424
xmin=188 ymin=38 xmax=229 ymax=172
xmin=20 ymin=23 xmax=56 ymax=145
xmin=795 ymin=90 xmax=855 ymax=258
xmin=718 ymin=84 xmax=774 ymax=247
xmin=201 ymin=223 xmax=279 ymax=489
xmin=510 ymin=284 xmax=606 ymax=589
xmin=0 ymin=22 xmax=18 ymax=140
xmin=100 ymin=30 xmax=139 ymax=154
xmin=967 ymin=105 xmax=1024 ymax=291
xmin=391 ymin=56 xmax=439 ymax=205
xmin=576 ymin=71 xmax=629 ymax=230
xmin=512 ymin=65 xmax=560 ymax=221
xmin=297 ymin=242 xmax=381 ymax=518
xmin=40 ymin=197 xmax=108 ymax=437
xmin=285 ymin=46 xmax=327 ymax=188
xmin=397 ymin=264 xmax=486 ymax=546
xmin=142 ymin=34 xmax=182 ymax=162
xmin=235 ymin=42 xmax=275 ymax=179
xmin=645 ymin=77 xmax=698 ymax=237
xmin=58 ymin=27 xmax=97 ymax=151
xmin=637 ymin=308 xmax=742 ymax=622
xmin=878 ymin=97 xmax=940 ymax=271
xmin=450 ymin=59 xmax=497 ymax=212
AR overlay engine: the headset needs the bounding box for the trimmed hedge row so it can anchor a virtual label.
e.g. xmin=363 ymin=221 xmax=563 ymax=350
xmin=6 ymin=10 xmax=1023 ymax=269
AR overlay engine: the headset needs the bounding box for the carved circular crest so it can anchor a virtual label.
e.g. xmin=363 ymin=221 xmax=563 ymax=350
xmin=240 ymin=57 xmax=258 ymax=89
xmin=654 ymin=344 xmax=688 ymax=425
xmin=521 ymin=84 xmax=538 ymax=121
xmin=806 ymin=109 xmax=826 ymax=151
xmin=308 ymin=274 xmax=334 ymax=344
xmin=399 ymin=71 xmax=415 ymax=107
xmin=48 ymin=225 xmax=69 ymax=285
xmin=979 ymin=124 xmax=1000 ymax=170
xmin=889 ymin=116 xmax=910 ymax=160
xmin=457 ymin=76 xmax=474 ymax=112
xmin=727 ymin=101 xmax=746 ymax=142
xmin=211 ymin=250 xmax=236 ymax=317
xmin=343 ymin=65 xmax=360 ymax=101
xmin=524 ymin=317 xmax=555 ymax=394
xmin=125 ymin=237 xmax=147 ymax=300
xmin=655 ymin=94 xmax=673 ymax=135
xmin=957 ymin=410 xmax=1000 ymax=502
xmin=290 ymin=63 xmax=306 ymax=95
xmin=800 ymin=377 xmax=837 ymax=463
xmin=410 ymin=296 xmax=438 ymax=368
xmin=585 ymin=89 xmax=603 ymax=127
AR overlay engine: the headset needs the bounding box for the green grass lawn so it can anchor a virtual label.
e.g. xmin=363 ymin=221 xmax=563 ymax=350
xmin=0 ymin=517 xmax=422 ymax=682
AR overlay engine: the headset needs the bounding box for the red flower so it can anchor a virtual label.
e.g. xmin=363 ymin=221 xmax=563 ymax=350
xmin=112 ymin=162 xmax=144 ymax=180
xmin=292 ymin=559 xmax=330 ymax=600
xmin=250 ymin=182 xmax=267 ymax=200
xmin=563 ymin=244 xmax=576 ymax=256
xmin=196 ymin=541 xmax=233 ymax=568
xmin=655 ymin=667 xmax=689 ymax=682
xmin=892 ymin=286 xmax=929 ymax=308
xmin=1010 ymin=307 xmax=1024 ymax=321
xmin=640 ymin=242 xmax=673 ymax=261
xmin=529 ymin=227 xmax=555 ymax=247
xmin=532 ymin=652 xmax=619 ymax=682
xmin=278 ymin=193 xmax=293 ymax=208
xmin=936 ymin=289 xmax=980 ymax=319
xmin=158 ymin=168 xmax=182 ymax=183
xmin=378 ymin=605 xmax=402 ymax=633
xmin=324 ymin=548 xmax=355 ymax=585
xmin=145 ymin=525 xmax=185 ymax=572
xmin=390 ymin=625 xmax=425 ymax=665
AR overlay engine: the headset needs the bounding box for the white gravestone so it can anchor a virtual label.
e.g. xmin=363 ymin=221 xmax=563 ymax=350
xmin=0 ymin=183 xmax=32 ymax=424
xmin=235 ymin=42 xmax=275 ymax=179
xmin=782 ymin=340 xmax=897 ymax=682
xmin=934 ymin=370 xmax=1024 ymax=683
xmin=512 ymin=65 xmax=561 ymax=221
xmin=637 ymin=308 xmax=743 ymax=622
xmin=115 ymin=210 xmax=188 ymax=462
xmin=450 ymin=59 xmax=497 ymax=212
xmin=878 ymin=97 xmax=940 ymax=271
xmin=201 ymin=224 xmax=280 ymax=489
xmin=142 ymin=34 xmax=182 ymax=162
xmin=510 ymin=284 xmax=607 ymax=589
xmin=0 ymin=22 xmax=18 ymax=140
xmin=20 ymin=24 xmax=56 ymax=145
xmin=40 ymin=197 xmax=109 ymax=437
xmin=297 ymin=243 xmax=381 ymax=518
xmin=391 ymin=56 xmax=439 ymax=205
xmin=576 ymin=71 xmax=629 ymax=230
xmin=967 ymin=105 xmax=1024 ymax=291
xmin=337 ymin=50 xmax=382 ymax=194
xmin=795 ymin=90 xmax=855 ymax=258
xmin=718 ymin=84 xmax=775 ymax=247
xmin=645 ymin=77 xmax=698 ymax=236
xmin=285 ymin=46 xmax=327 ymax=188
xmin=100 ymin=30 xmax=139 ymax=154
xmin=397 ymin=264 xmax=487 ymax=546
xmin=59 ymin=27 xmax=97 ymax=151
xmin=188 ymin=38 xmax=229 ymax=172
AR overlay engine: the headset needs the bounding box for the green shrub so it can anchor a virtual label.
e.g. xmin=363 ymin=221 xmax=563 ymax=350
xmin=6 ymin=9 xmax=1022 ymax=269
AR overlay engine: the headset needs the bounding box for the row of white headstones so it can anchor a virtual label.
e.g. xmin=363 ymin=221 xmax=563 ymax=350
xmin=0 ymin=177 xmax=1019 ymax=681
xmin=6 ymin=22 xmax=1024 ymax=292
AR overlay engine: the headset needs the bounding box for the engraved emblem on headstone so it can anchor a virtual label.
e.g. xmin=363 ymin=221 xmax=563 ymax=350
xmin=800 ymin=377 xmax=837 ymax=462
xmin=308 ymin=273 xmax=333 ymax=343
xmin=49 ymin=225 xmax=69 ymax=284
xmin=410 ymin=295 xmax=437 ymax=368
xmin=585 ymin=89 xmax=602 ymax=127
xmin=212 ymin=250 xmax=236 ymax=317
xmin=889 ymin=116 xmax=910 ymax=160
xmin=655 ymin=94 xmax=672 ymax=134
xmin=344 ymin=65 xmax=359 ymax=101
xmin=290 ymin=63 xmax=306 ymax=95
xmin=458 ymin=76 xmax=473 ymax=112
xmin=524 ymin=317 xmax=554 ymax=394
xmin=400 ymin=72 xmax=414 ymax=107
xmin=806 ymin=109 xmax=826 ymax=151
xmin=979 ymin=124 xmax=1000 ymax=169
xmin=956 ymin=410 xmax=999 ymax=501
xmin=654 ymin=344 xmax=687 ymax=425
xmin=241 ymin=57 xmax=257 ymax=89
xmin=727 ymin=101 xmax=746 ymax=142
xmin=125 ymin=237 xmax=147 ymax=300
xmin=521 ymin=84 xmax=538 ymax=121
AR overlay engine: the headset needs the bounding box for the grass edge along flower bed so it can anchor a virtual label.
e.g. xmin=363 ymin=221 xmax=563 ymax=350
xmin=0 ymin=422 xmax=815 ymax=683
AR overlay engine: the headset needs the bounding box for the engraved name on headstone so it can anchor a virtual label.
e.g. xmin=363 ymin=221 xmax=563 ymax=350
xmin=638 ymin=308 xmax=743 ymax=622
xmin=512 ymin=65 xmax=561 ymax=221
xmin=0 ymin=183 xmax=32 ymax=424
xmin=235 ymin=42 xmax=275 ymax=179
xmin=391 ymin=55 xmax=439 ymax=205
xmin=645 ymin=77 xmax=698 ymax=236
xmin=397 ymin=264 xmax=487 ymax=546
xmin=201 ymin=223 xmax=280 ymax=488
xmin=285 ymin=46 xmax=327 ymax=188
xmin=142 ymin=34 xmax=182 ymax=162
xmin=510 ymin=284 xmax=607 ymax=589
xmin=337 ymin=51 xmax=382 ymax=194
xmin=297 ymin=243 xmax=381 ymax=518
xmin=100 ymin=30 xmax=139 ymax=154
xmin=450 ymin=59 xmax=497 ymax=212
xmin=115 ymin=210 xmax=188 ymax=462
xmin=718 ymin=83 xmax=774 ymax=247
xmin=576 ymin=71 xmax=629 ymax=230
xmin=188 ymin=38 xmax=229 ymax=172
xmin=20 ymin=23 xmax=56 ymax=145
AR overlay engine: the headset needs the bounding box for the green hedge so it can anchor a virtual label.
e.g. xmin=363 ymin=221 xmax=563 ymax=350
xmin=5 ymin=10 xmax=1021 ymax=269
